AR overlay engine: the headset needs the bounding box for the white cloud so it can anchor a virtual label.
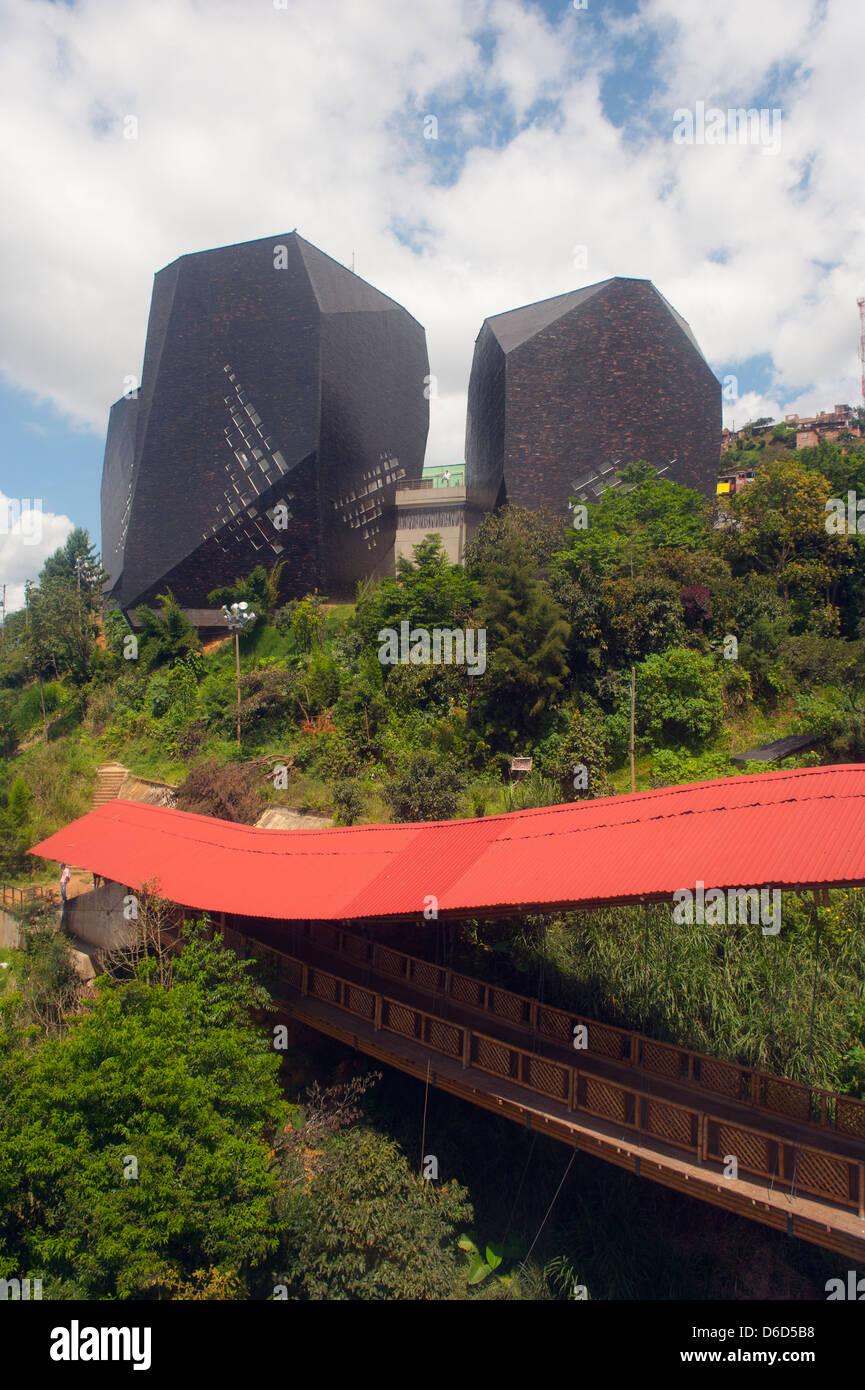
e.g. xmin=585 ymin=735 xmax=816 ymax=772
xmin=0 ymin=495 xmax=73 ymax=614
xmin=0 ymin=0 xmax=862 ymax=486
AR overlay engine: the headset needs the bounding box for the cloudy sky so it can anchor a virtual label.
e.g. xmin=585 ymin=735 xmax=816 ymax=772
xmin=1 ymin=0 xmax=863 ymax=611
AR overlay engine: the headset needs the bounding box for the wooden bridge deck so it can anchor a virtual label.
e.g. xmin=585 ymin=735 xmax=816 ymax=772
xmin=219 ymin=918 xmax=865 ymax=1261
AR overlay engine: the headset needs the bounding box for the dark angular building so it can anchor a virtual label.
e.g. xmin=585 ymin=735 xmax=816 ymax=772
xmin=101 ymin=232 xmax=430 ymax=613
xmin=464 ymin=277 xmax=721 ymax=511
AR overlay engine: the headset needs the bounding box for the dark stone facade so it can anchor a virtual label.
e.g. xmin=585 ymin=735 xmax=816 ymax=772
xmin=101 ymin=233 xmax=429 ymax=612
xmin=465 ymin=277 xmax=721 ymax=511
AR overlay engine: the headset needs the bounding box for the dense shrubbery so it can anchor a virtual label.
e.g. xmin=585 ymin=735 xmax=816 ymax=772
xmin=5 ymin=444 xmax=865 ymax=840
xmin=4 ymin=450 xmax=865 ymax=1300
xmin=174 ymin=760 xmax=264 ymax=824
xmin=0 ymin=927 xmax=544 ymax=1301
xmin=384 ymin=749 xmax=467 ymax=822
xmin=276 ymin=1127 xmax=473 ymax=1300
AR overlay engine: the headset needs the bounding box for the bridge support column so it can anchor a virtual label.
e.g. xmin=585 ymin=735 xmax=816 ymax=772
xmin=697 ymin=1113 xmax=709 ymax=1162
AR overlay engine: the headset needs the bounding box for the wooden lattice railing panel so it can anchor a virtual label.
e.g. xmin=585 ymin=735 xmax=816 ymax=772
xmin=711 ymin=1123 xmax=775 ymax=1181
xmin=309 ymin=969 xmax=338 ymax=1005
xmin=450 ymin=973 xmax=485 ymax=1008
xmin=836 ymin=1098 xmax=865 ymax=1140
xmin=373 ymin=945 xmax=404 ymax=978
xmin=586 ymin=1020 xmax=629 ymax=1062
xmin=760 ymin=1074 xmax=813 ymax=1123
xmin=471 ymin=1033 xmax=516 ymax=1081
xmin=219 ymin=924 xmax=865 ymax=1221
xmin=537 ymin=1005 xmax=572 ymax=1045
xmin=276 ymin=955 xmax=303 ymax=990
xmin=695 ymin=1056 xmax=747 ymax=1101
xmin=792 ymin=1149 xmax=856 ymax=1208
xmin=410 ymin=958 xmax=444 ymax=992
xmin=383 ymin=1000 xmax=419 ymax=1040
xmin=579 ymin=1075 xmax=629 ymax=1126
xmin=524 ymin=1055 xmax=570 ymax=1103
xmin=345 ymin=984 xmax=375 ymax=1021
xmin=644 ymin=1098 xmax=698 ymax=1152
xmin=640 ymin=1039 xmax=687 ymax=1082
xmin=426 ymin=1017 xmax=462 ymax=1058
xmin=489 ymin=987 xmax=530 ymax=1026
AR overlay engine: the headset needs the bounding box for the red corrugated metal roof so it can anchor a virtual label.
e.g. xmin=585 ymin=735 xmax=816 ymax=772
xmin=28 ymin=765 xmax=865 ymax=923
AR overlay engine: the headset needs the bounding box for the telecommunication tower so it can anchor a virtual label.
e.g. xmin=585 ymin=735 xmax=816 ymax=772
xmin=858 ymin=296 xmax=865 ymax=407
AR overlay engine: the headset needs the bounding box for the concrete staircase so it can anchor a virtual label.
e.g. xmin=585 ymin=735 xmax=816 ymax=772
xmin=93 ymin=762 xmax=128 ymax=809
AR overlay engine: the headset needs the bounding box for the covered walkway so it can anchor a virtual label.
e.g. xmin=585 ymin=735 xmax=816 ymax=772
xmin=28 ymin=764 xmax=865 ymax=922
xmin=28 ymin=763 xmax=865 ymax=1256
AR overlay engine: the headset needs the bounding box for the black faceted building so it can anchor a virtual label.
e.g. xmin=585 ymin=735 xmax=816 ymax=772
xmin=102 ymin=233 xmax=430 ymax=612
xmin=465 ymin=277 xmax=721 ymax=510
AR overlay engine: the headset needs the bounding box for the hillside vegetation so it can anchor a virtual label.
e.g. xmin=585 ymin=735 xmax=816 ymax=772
xmin=3 ymin=445 xmax=865 ymax=856
xmin=2 ymin=442 xmax=865 ymax=1299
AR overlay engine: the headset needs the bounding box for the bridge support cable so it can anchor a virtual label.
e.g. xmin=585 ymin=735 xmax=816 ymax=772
xmin=510 ymin=1147 xmax=578 ymax=1295
xmin=500 ymin=1131 xmax=539 ymax=1258
xmin=419 ymin=1058 xmax=432 ymax=1177
xmin=787 ymin=892 xmax=824 ymax=1208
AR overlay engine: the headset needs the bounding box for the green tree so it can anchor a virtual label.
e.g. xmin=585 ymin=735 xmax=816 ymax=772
xmin=280 ymin=1128 xmax=472 ymax=1299
xmin=464 ymin=504 xmax=569 ymax=578
xmin=20 ymin=529 xmax=106 ymax=685
xmin=537 ymin=705 xmax=613 ymax=800
xmin=721 ymin=458 xmax=845 ymax=605
xmin=383 ymin=749 xmax=466 ymax=822
xmin=635 ymin=647 xmax=724 ymax=749
xmin=334 ymin=653 xmax=389 ymax=761
xmin=39 ymin=527 xmax=106 ymax=593
xmin=597 ymin=573 xmax=685 ymax=666
xmin=6 ymin=775 xmax=30 ymax=828
xmin=290 ymin=593 xmax=325 ymax=652
xmin=475 ymin=552 xmax=570 ymax=746
xmin=353 ymin=536 xmax=478 ymax=650
xmin=331 ymin=779 xmax=365 ymax=826
xmin=552 ymin=465 xmax=711 ymax=581
xmin=0 ymin=925 xmax=285 ymax=1299
xmin=208 ymin=560 xmax=285 ymax=622
xmin=26 ymin=583 xmax=97 ymax=685
xmin=133 ymin=591 xmax=201 ymax=671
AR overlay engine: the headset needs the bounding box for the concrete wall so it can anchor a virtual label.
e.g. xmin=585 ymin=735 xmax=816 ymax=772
xmin=64 ymin=881 xmax=141 ymax=952
xmin=0 ymin=909 xmax=21 ymax=949
xmin=393 ymin=485 xmax=486 ymax=567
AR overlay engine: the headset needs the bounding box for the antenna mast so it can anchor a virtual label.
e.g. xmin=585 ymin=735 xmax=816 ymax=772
xmin=858 ymin=296 xmax=865 ymax=408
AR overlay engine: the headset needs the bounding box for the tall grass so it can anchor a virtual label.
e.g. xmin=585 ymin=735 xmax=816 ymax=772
xmin=457 ymin=892 xmax=865 ymax=1091
xmin=14 ymin=736 xmax=100 ymax=852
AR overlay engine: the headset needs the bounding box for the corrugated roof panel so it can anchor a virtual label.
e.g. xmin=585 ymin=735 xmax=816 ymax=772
xmin=28 ymin=766 xmax=865 ymax=923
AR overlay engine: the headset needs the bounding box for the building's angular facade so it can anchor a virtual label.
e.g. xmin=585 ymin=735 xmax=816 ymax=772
xmin=101 ymin=233 xmax=430 ymax=612
xmin=465 ymin=277 xmax=721 ymax=510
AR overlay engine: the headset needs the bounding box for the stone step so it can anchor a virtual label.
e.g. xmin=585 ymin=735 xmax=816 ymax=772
xmin=93 ymin=763 xmax=129 ymax=809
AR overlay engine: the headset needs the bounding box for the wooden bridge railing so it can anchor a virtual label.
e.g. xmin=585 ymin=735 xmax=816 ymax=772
xmin=220 ymin=923 xmax=865 ymax=1219
xmin=255 ymin=919 xmax=865 ymax=1143
xmin=0 ymin=883 xmax=55 ymax=908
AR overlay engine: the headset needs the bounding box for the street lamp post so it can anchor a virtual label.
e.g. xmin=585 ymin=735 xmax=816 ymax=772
xmin=222 ymin=601 xmax=256 ymax=748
